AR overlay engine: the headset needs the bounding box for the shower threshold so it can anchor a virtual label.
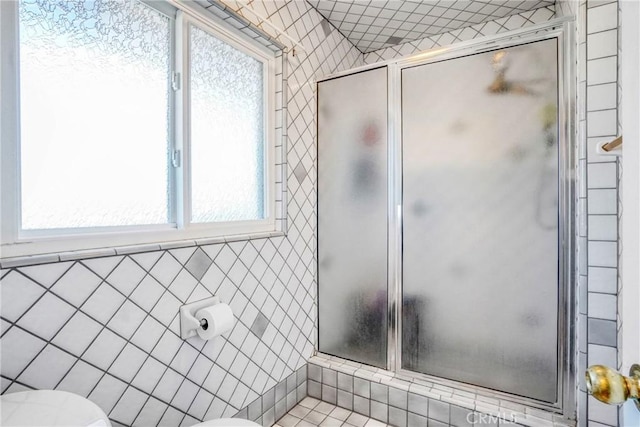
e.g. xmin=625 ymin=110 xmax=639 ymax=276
xmin=307 ymin=354 xmax=573 ymax=427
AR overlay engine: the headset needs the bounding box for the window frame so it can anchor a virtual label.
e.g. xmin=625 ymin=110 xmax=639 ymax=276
xmin=0 ymin=0 xmax=279 ymax=259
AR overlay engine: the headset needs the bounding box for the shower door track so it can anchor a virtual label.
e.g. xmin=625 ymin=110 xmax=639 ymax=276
xmin=316 ymin=16 xmax=577 ymax=420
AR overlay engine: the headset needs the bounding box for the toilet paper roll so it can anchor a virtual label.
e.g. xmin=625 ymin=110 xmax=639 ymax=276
xmin=195 ymin=303 xmax=234 ymax=340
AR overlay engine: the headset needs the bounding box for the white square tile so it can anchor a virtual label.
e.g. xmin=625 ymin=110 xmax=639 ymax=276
xmin=588 ymin=395 xmax=618 ymax=425
xmin=170 ymin=247 xmax=197 ymax=265
xmin=52 ymin=311 xmax=103 ymax=356
xmin=216 ymin=342 xmax=240 ymax=371
xmin=0 ymin=327 xmax=46 ymax=378
xmin=50 ymin=263 xmax=102 ymax=307
xmin=19 ymin=262 xmax=73 ymax=288
xmin=588 ymin=189 xmax=617 ymax=214
xmin=187 ymin=354 xmax=214 ymax=385
xmin=588 ymin=215 xmax=617 ymax=241
xmin=131 ymin=316 xmax=165 ymax=353
xmin=214 ymin=246 xmax=238 ymax=271
xmin=17 ymin=292 xmax=75 ymax=340
xmin=132 ymin=357 xmax=166 ymax=393
xmin=150 ymin=253 xmax=182 ymax=287
xmin=169 ymin=270 xmax=199 ymax=303
xmin=57 ymin=360 xmax=103 ymax=397
xmin=587 ymin=162 xmax=617 ymax=189
xmin=217 ymin=373 xmax=239 ymax=402
xmin=587 ymin=109 xmax=617 ymax=137
xmin=106 ymin=257 xmax=147 ymax=296
xmin=130 ymin=275 xmax=165 ymax=312
xmin=588 ymin=292 xmax=617 ymax=320
xmin=107 ymin=300 xmax=146 ymax=340
xmin=230 ymin=381 xmax=250 ymax=409
xmin=587 ymin=56 xmax=617 ymax=85
xmin=588 ymin=241 xmax=617 ymax=268
xmin=109 ymin=386 xmax=148 ymax=425
xmin=587 ymin=83 xmax=616 ymax=112
xmin=158 ymin=407 xmax=184 ymax=427
xmin=81 ymin=283 xmax=126 ymax=324
xmin=586 ymin=3 xmax=618 ymax=34
xmin=83 ymin=328 xmax=127 ymax=370
xmin=190 ymin=388 xmax=215 ymax=419
xmin=151 ymin=330 xmax=183 ymax=365
xmin=132 ymin=397 xmax=166 ymax=427
xmin=110 ymin=343 xmax=147 ymax=382
xmin=171 ymin=379 xmax=200 ymax=412
xmin=587 ymin=29 xmax=617 ymax=60
xmin=587 ymin=344 xmax=617 ymax=368
xmin=153 ymin=368 xmax=183 ymax=403
xmin=81 ymin=256 xmax=123 ymax=279
xmin=588 ymin=267 xmax=617 ymax=294
xmin=170 ymin=343 xmax=200 ymax=376
xmin=18 ymin=344 xmax=75 ymax=389
xmin=130 ymin=251 xmax=163 ymax=271
xmin=89 ymin=374 xmax=128 ymax=415
xmin=0 ymin=271 xmax=45 ymax=322
xmin=203 ymin=363 xmax=227 ymax=395
xmin=151 ymin=291 xmax=182 ymax=327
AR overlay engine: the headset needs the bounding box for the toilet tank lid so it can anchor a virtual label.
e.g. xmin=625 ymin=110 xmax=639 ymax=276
xmin=194 ymin=418 xmax=261 ymax=427
xmin=0 ymin=390 xmax=110 ymax=427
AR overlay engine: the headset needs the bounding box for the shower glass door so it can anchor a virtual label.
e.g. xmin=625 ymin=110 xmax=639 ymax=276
xmin=401 ymin=39 xmax=560 ymax=403
xmin=317 ymin=67 xmax=388 ymax=368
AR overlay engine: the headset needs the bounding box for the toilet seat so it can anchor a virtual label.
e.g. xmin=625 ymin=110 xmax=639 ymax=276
xmin=193 ymin=418 xmax=261 ymax=426
xmin=0 ymin=390 xmax=110 ymax=427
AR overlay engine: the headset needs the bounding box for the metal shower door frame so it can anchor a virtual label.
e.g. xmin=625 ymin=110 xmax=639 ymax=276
xmin=315 ymin=17 xmax=577 ymax=420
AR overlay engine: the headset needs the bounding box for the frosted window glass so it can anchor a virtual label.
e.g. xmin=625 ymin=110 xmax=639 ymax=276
xmin=401 ymin=39 xmax=559 ymax=402
xmin=19 ymin=0 xmax=171 ymax=229
xmin=189 ymin=25 xmax=265 ymax=223
xmin=317 ymin=67 xmax=388 ymax=368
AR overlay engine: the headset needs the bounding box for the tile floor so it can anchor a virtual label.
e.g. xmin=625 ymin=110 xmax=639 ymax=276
xmin=274 ymin=397 xmax=391 ymax=427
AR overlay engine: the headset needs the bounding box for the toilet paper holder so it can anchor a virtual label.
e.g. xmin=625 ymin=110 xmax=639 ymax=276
xmin=179 ymin=296 xmax=220 ymax=339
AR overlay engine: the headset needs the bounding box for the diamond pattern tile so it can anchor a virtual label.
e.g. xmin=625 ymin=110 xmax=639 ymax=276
xmin=363 ymin=4 xmax=557 ymax=63
xmin=50 ymin=262 xmax=102 ymax=307
xmin=0 ymin=327 xmax=47 ymax=378
xmin=57 ymin=360 xmax=103 ymax=397
xmin=81 ymin=283 xmax=126 ymax=324
xmin=16 ymin=292 xmax=75 ymax=340
xmin=110 ymin=386 xmax=149 ymax=426
xmin=52 ymin=311 xmax=103 ymax=356
xmin=89 ymin=374 xmax=128 ymax=415
xmin=17 ymin=344 xmax=76 ymax=389
xmin=0 ymin=271 xmax=46 ymax=322
xmin=0 ymin=0 xmax=483 ymax=425
xmin=106 ymin=257 xmax=147 ymax=296
xmin=83 ymin=328 xmax=127 ymax=370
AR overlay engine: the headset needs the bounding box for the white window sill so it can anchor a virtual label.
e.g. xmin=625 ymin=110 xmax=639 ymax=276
xmin=0 ymin=230 xmax=286 ymax=269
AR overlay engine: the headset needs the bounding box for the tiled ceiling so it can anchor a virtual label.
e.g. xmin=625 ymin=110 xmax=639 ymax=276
xmin=307 ymin=0 xmax=556 ymax=53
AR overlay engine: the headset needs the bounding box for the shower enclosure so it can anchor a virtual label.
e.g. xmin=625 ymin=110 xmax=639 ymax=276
xmin=317 ymin=22 xmax=574 ymax=415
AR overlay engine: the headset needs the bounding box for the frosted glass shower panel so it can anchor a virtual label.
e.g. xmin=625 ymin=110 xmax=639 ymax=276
xmin=318 ymin=67 xmax=388 ymax=367
xmin=401 ymin=39 xmax=559 ymax=402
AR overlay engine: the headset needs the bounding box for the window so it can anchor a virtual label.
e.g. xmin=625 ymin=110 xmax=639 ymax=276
xmin=0 ymin=0 xmax=279 ymax=257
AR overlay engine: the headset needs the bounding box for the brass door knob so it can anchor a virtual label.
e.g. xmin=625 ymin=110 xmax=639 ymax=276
xmin=585 ymin=364 xmax=640 ymax=411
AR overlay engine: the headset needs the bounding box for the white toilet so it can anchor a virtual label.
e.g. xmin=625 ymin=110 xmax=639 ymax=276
xmin=0 ymin=390 xmax=260 ymax=427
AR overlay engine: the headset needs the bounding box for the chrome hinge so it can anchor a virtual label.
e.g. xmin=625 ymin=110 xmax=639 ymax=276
xmin=171 ymin=71 xmax=181 ymax=91
xmin=172 ymin=149 xmax=181 ymax=168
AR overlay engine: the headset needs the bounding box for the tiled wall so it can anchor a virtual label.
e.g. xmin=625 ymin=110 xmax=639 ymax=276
xmin=307 ymin=355 xmax=568 ymax=427
xmin=362 ymin=5 xmax=556 ymax=64
xmin=0 ymin=1 xmax=362 ymax=426
xmin=574 ymin=1 xmax=622 ymax=426
xmin=358 ymin=2 xmax=623 ymax=426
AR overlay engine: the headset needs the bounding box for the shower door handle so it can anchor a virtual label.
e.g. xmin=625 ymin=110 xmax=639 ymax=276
xmin=585 ymin=364 xmax=640 ymax=411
